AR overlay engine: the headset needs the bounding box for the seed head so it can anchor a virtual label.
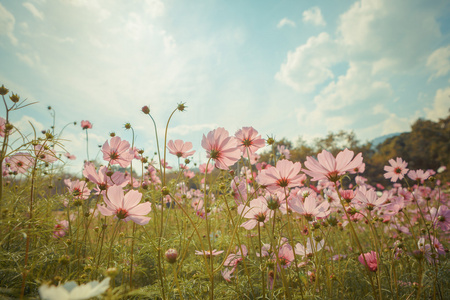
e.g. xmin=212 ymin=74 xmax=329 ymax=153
xmin=9 ymin=93 xmax=19 ymax=103
xmin=0 ymin=85 xmax=9 ymax=95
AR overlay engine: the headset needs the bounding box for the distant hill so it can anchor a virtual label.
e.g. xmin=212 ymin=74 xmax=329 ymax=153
xmin=371 ymin=132 xmax=404 ymax=148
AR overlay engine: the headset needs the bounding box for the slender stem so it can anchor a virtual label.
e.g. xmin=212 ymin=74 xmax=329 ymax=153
xmin=85 ymin=129 xmax=89 ymax=162
xmin=258 ymin=225 xmax=266 ymax=299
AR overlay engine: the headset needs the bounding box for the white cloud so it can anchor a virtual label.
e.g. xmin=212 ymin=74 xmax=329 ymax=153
xmin=426 ymin=45 xmax=450 ymax=80
xmin=16 ymin=52 xmax=42 ymax=68
xmin=62 ymin=0 xmax=110 ymax=21
xmin=313 ymin=63 xmax=392 ymax=110
xmin=0 ymin=3 xmax=18 ymax=45
xmin=277 ymin=18 xmax=295 ymax=28
xmin=425 ymin=86 xmax=450 ymax=121
xmin=337 ymin=0 xmax=441 ymax=73
xmin=13 ymin=115 xmax=45 ymax=138
xmin=144 ymin=0 xmax=165 ymax=18
xmin=302 ymin=7 xmax=326 ymax=26
xmin=275 ymin=32 xmax=342 ymax=93
xmin=23 ymin=2 xmax=44 ymax=21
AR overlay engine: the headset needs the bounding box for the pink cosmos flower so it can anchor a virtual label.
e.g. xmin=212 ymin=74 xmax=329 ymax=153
xmin=256 ymin=159 xmax=303 ymax=192
xmin=237 ymin=197 xmax=273 ymax=230
xmin=160 ymin=159 xmax=172 ymax=170
xmin=290 ymin=194 xmax=330 ymax=220
xmin=294 ymin=238 xmax=324 ymax=257
xmin=0 ymin=117 xmax=6 ymax=137
xmin=167 ymin=139 xmax=196 ymax=158
xmin=358 ymin=251 xmax=378 ymax=272
xmin=277 ymin=145 xmax=291 ymax=159
xmin=64 ymin=179 xmax=90 ymax=200
xmin=8 ymin=152 xmax=34 ymax=174
xmin=199 ymin=163 xmax=214 ymax=174
xmin=429 ymin=205 xmax=450 ymax=232
xmin=353 ymin=186 xmax=388 ymax=210
xmin=184 ymin=170 xmax=195 ymax=179
xmin=83 ymin=162 xmax=128 ymax=193
xmin=235 ymin=127 xmax=265 ymax=158
xmin=407 ymin=169 xmax=431 ymax=183
xmin=101 ymin=136 xmax=134 ymax=168
xmin=81 ymin=120 xmax=92 ymax=129
xmin=34 ymin=144 xmax=58 ymax=163
xmin=64 ymin=152 xmax=76 ymax=160
xmin=303 ymin=148 xmax=363 ymax=182
xmin=276 ymin=243 xmax=295 ymax=268
xmin=384 ymin=157 xmax=409 ymax=182
xmin=201 ymin=127 xmax=241 ymax=170
xmin=97 ymin=185 xmax=151 ymax=225
xmin=53 ymin=220 xmax=69 ymax=238
xmin=194 ymin=249 xmax=224 ymax=257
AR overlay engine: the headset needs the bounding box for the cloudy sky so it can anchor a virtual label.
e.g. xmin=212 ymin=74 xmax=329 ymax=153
xmin=1 ymin=0 xmax=450 ymax=174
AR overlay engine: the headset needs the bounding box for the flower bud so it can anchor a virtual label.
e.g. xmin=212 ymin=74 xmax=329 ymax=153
xmin=106 ymin=267 xmax=119 ymax=278
xmin=141 ymin=106 xmax=150 ymax=114
xmin=59 ymin=255 xmax=70 ymax=265
xmin=165 ymin=248 xmax=178 ymax=264
xmin=161 ymin=186 xmax=170 ymax=195
xmin=266 ymin=137 xmax=275 ymax=145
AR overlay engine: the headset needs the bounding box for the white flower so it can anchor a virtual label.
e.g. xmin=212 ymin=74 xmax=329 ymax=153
xmin=39 ymin=277 xmax=110 ymax=300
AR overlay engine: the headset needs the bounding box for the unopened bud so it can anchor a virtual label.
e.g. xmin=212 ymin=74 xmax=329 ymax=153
xmin=106 ymin=267 xmax=119 ymax=278
xmin=141 ymin=106 xmax=150 ymax=114
xmin=165 ymin=248 xmax=178 ymax=264
xmin=161 ymin=186 xmax=170 ymax=195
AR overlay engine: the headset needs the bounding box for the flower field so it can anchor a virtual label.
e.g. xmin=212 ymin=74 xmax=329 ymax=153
xmin=0 ymin=87 xmax=449 ymax=299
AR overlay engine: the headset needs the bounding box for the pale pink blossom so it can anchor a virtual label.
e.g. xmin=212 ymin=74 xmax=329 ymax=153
xmin=0 ymin=117 xmax=6 ymax=137
xmin=256 ymin=159 xmax=303 ymax=192
xmin=184 ymin=170 xmax=195 ymax=179
xmin=303 ymin=149 xmax=363 ymax=182
xmin=81 ymin=120 xmax=92 ymax=129
xmin=97 ymin=185 xmax=151 ymax=225
xmin=295 ymin=238 xmax=324 ymax=257
xmin=276 ymin=243 xmax=295 ymax=268
xmin=235 ymin=127 xmax=265 ymax=157
xmin=358 ymin=251 xmax=378 ymax=272
xmin=83 ymin=162 xmax=128 ymax=193
xmin=407 ymin=169 xmax=431 ymax=183
xmin=384 ymin=157 xmax=409 ymax=182
xmin=101 ymin=136 xmax=134 ymax=168
xmin=53 ymin=220 xmax=69 ymax=238
xmin=167 ymin=139 xmax=196 ymax=158
xmin=353 ymin=186 xmax=388 ymax=210
xmin=65 ymin=179 xmax=90 ymax=200
xmin=64 ymin=152 xmax=76 ymax=160
xmin=194 ymin=249 xmax=224 ymax=257
xmin=429 ymin=205 xmax=450 ymax=232
xmin=160 ymin=159 xmax=172 ymax=170
xmin=201 ymin=127 xmax=240 ymax=170
xmin=34 ymin=144 xmax=58 ymax=163
xmin=237 ymin=197 xmax=273 ymax=230
xmin=199 ymin=163 xmax=214 ymax=174
xmin=224 ymin=245 xmax=248 ymax=268
xmin=277 ymin=145 xmax=291 ymax=159
xmin=290 ymin=194 xmax=330 ymax=219
xmin=8 ymin=152 xmax=34 ymax=174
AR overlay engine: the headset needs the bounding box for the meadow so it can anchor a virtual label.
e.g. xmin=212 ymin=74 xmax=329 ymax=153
xmin=0 ymin=86 xmax=448 ymax=299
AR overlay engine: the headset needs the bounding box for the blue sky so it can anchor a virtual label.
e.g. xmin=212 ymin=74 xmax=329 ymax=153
xmin=1 ymin=0 xmax=450 ymax=174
